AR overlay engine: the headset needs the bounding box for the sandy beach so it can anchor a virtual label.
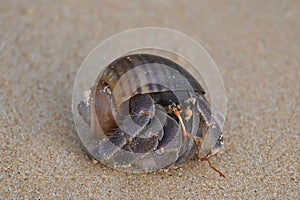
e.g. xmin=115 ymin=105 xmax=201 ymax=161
xmin=0 ymin=1 xmax=299 ymax=199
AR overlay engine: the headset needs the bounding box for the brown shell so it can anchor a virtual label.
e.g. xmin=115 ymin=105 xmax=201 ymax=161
xmin=96 ymin=54 xmax=205 ymax=113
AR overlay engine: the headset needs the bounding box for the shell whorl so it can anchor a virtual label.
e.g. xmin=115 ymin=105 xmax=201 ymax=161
xmin=96 ymin=54 xmax=205 ymax=113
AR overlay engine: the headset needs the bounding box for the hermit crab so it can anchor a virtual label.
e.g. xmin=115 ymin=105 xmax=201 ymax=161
xmin=77 ymin=54 xmax=225 ymax=177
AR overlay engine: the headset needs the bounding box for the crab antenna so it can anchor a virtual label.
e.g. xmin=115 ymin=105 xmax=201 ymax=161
xmin=174 ymin=109 xmax=187 ymax=135
xmin=172 ymin=106 xmax=199 ymax=145
xmin=200 ymin=157 xmax=225 ymax=178
xmin=172 ymin=106 xmax=188 ymax=141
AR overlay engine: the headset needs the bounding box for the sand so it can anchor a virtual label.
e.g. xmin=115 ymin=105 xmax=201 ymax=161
xmin=0 ymin=0 xmax=299 ymax=199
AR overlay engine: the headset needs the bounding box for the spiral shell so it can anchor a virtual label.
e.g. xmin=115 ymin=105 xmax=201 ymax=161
xmin=78 ymin=54 xmax=224 ymax=173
